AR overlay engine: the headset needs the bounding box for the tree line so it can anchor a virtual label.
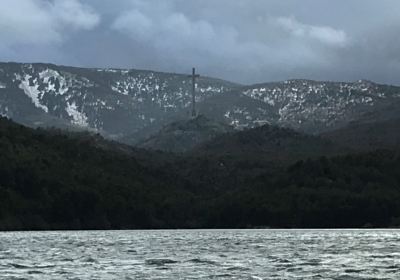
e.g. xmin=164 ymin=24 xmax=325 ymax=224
xmin=1 ymin=117 xmax=400 ymax=230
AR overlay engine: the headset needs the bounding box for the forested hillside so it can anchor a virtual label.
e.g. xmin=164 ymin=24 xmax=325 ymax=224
xmin=1 ymin=117 xmax=400 ymax=230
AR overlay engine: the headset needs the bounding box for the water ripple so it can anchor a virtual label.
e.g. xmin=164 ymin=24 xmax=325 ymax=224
xmin=1 ymin=229 xmax=400 ymax=279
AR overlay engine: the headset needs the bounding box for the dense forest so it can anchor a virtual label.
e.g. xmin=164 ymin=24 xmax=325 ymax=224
xmin=1 ymin=117 xmax=400 ymax=230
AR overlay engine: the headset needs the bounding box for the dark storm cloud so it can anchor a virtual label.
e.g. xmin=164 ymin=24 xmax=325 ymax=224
xmin=1 ymin=0 xmax=400 ymax=85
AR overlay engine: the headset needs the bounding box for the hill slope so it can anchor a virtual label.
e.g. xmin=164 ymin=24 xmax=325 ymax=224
xmin=0 ymin=62 xmax=237 ymax=139
xmin=0 ymin=117 xmax=189 ymax=230
xmin=2 ymin=62 xmax=400 ymax=141
xmin=322 ymin=118 xmax=400 ymax=152
xmin=191 ymin=124 xmax=345 ymax=161
xmin=1 ymin=117 xmax=400 ymax=229
xmin=236 ymin=79 xmax=400 ymax=133
xmin=136 ymin=115 xmax=234 ymax=153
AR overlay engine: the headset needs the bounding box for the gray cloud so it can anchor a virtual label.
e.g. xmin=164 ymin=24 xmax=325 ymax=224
xmin=274 ymin=17 xmax=348 ymax=47
xmin=0 ymin=0 xmax=99 ymax=45
xmin=1 ymin=0 xmax=400 ymax=85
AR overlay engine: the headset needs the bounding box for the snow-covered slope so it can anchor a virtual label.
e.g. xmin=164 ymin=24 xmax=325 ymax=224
xmin=0 ymin=62 xmax=237 ymax=138
xmin=232 ymin=79 xmax=400 ymax=133
xmin=1 ymin=62 xmax=400 ymax=141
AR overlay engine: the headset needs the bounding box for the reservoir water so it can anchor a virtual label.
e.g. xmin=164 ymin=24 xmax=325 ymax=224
xmin=1 ymin=229 xmax=399 ymax=279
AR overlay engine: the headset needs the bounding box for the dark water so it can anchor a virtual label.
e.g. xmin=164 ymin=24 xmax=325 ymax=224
xmin=1 ymin=229 xmax=400 ymax=279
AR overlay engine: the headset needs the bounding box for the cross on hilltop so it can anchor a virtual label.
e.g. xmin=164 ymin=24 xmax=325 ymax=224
xmin=188 ymin=68 xmax=200 ymax=118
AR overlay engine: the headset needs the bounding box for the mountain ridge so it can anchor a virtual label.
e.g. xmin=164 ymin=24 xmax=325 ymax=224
xmin=0 ymin=62 xmax=238 ymax=138
xmin=1 ymin=61 xmax=400 ymax=143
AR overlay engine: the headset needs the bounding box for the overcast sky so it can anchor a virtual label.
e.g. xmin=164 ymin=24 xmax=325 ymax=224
xmin=1 ymin=0 xmax=400 ymax=85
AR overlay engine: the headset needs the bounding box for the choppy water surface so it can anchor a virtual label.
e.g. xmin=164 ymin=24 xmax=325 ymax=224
xmin=1 ymin=229 xmax=400 ymax=279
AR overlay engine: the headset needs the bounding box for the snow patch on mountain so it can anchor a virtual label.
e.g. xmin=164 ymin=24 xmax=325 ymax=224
xmin=39 ymin=69 xmax=69 ymax=96
xmin=240 ymin=79 xmax=396 ymax=131
xmin=18 ymin=74 xmax=49 ymax=113
xmin=66 ymin=101 xmax=88 ymax=127
xmin=224 ymin=107 xmax=256 ymax=129
xmin=0 ymin=105 xmax=8 ymax=117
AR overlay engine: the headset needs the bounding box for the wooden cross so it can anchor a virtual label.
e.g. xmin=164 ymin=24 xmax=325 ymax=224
xmin=188 ymin=68 xmax=200 ymax=117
